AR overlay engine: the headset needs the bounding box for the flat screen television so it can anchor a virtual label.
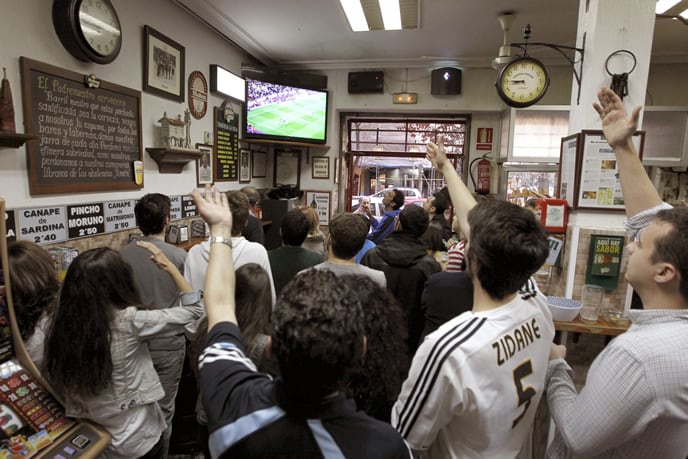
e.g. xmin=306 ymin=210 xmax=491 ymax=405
xmin=243 ymin=78 xmax=328 ymax=144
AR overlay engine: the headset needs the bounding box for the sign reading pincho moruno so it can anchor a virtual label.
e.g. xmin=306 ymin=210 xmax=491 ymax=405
xmin=20 ymin=57 xmax=143 ymax=195
xmin=66 ymin=203 xmax=106 ymax=239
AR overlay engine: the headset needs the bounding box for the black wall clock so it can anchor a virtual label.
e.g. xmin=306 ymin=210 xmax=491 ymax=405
xmin=496 ymin=56 xmax=550 ymax=108
xmin=53 ymin=0 xmax=122 ymax=64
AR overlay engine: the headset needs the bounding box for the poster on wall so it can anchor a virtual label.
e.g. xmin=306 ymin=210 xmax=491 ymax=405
xmin=574 ymin=130 xmax=645 ymax=210
xmin=557 ymin=133 xmax=580 ymax=207
xmin=304 ymin=191 xmax=331 ymax=226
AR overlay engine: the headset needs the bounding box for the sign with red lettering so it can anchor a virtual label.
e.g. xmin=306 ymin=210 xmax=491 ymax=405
xmin=476 ymin=127 xmax=493 ymax=151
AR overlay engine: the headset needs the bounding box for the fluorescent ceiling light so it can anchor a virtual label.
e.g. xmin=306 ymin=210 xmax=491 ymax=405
xmin=681 ymin=8 xmax=688 ymax=18
xmin=340 ymin=0 xmax=369 ymax=31
xmin=379 ymin=0 xmax=402 ymax=30
xmin=656 ymin=0 xmax=681 ymax=14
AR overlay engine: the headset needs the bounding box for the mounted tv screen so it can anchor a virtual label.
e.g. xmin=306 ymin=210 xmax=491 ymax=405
xmin=244 ymin=78 xmax=328 ymax=144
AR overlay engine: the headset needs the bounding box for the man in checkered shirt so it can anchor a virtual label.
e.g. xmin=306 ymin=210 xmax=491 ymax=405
xmin=546 ymin=88 xmax=688 ymax=457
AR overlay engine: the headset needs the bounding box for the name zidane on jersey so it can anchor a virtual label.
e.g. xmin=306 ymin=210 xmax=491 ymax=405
xmin=491 ymin=318 xmax=542 ymax=366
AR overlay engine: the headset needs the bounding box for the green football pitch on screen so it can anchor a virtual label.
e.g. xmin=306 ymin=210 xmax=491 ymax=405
xmin=247 ymin=94 xmax=326 ymax=140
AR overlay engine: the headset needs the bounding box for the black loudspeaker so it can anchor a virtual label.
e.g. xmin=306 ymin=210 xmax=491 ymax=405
xmin=348 ymin=71 xmax=384 ymax=94
xmin=431 ymin=67 xmax=462 ymax=95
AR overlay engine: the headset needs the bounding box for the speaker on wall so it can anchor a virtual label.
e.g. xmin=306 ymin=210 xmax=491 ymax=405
xmin=431 ymin=67 xmax=462 ymax=95
xmin=348 ymin=71 xmax=384 ymax=94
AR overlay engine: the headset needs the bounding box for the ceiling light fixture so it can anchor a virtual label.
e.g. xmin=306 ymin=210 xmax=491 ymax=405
xmin=379 ymin=0 xmax=402 ymax=30
xmin=341 ymin=0 xmax=417 ymax=31
xmin=340 ymin=0 xmax=369 ymax=31
xmin=656 ymin=0 xmax=681 ymax=13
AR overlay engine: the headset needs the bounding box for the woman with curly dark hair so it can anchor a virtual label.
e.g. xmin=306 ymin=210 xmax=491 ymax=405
xmin=341 ymin=275 xmax=410 ymax=422
xmin=44 ymin=245 xmax=203 ymax=459
xmin=7 ymin=241 xmax=60 ymax=369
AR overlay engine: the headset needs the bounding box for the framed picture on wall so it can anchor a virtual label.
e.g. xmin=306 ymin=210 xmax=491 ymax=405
xmin=196 ymin=143 xmax=213 ymax=186
xmin=311 ymin=156 xmax=330 ymax=179
xmin=274 ymin=148 xmax=301 ymax=188
xmin=143 ymin=25 xmax=185 ymax=102
xmin=304 ymin=190 xmax=331 ymax=226
xmin=239 ymin=149 xmax=251 ymax=183
xmin=252 ymin=151 xmax=266 ymax=178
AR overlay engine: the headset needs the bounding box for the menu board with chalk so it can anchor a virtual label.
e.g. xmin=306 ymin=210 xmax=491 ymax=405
xmin=20 ymin=57 xmax=143 ymax=195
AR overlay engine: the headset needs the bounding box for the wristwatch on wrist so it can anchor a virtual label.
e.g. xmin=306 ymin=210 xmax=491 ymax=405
xmin=210 ymin=236 xmax=233 ymax=249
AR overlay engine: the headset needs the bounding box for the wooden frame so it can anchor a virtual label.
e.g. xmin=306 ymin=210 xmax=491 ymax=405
xmin=239 ymin=149 xmax=251 ymax=183
xmin=311 ymin=156 xmax=330 ymax=179
xmin=196 ymin=143 xmax=213 ymax=186
xmin=143 ymin=25 xmax=185 ymax=102
xmin=304 ymin=190 xmax=332 ymax=226
xmin=274 ymin=148 xmax=301 ymax=188
xmin=559 ymin=130 xmax=645 ymax=210
xmin=20 ymin=57 xmax=142 ymax=195
xmin=252 ymin=151 xmax=267 ymax=178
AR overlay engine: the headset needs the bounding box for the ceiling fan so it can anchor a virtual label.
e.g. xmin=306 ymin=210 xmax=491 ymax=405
xmin=491 ymin=12 xmax=516 ymax=70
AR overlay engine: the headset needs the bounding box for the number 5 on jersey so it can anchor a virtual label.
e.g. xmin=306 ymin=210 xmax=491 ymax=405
xmin=512 ymin=359 xmax=536 ymax=428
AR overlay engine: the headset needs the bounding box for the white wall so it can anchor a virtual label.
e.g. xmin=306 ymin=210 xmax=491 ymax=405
xmin=0 ymin=0 xmax=256 ymax=210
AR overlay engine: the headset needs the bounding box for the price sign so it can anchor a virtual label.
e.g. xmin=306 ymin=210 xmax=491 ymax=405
xmin=4 ymin=210 xmax=16 ymax=243
xmin=17 ymin=206 xmax=68 ymax=244
xmin=67 ymin=204 xmax=105 ymax=239
xmin=170 ymin=196 xmax=182 ymax=221
xmin=182 ymin=195 xmax=198 ymax=218
xmin=104 ymin=200 xmax=137 ymax=232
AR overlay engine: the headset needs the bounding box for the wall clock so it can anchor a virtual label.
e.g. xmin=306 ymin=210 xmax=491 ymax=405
xmin=52 ymin=0 xmax=122 ymax=64
xmin=188 ymin=71 xmax=208 ymax=119
xmin=495 ymin=56 xmax=550 ymax=108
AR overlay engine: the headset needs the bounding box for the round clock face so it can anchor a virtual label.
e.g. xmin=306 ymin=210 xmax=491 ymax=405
xmin=53 ymin=0 xmax=122 ymax=64
xmin=188 ymin=71 xmax=208 ymax=119
xmin=496 ymin=57 xmax=550 ymax=108
xmin=78 ymin=0 xmax=122 ymax=59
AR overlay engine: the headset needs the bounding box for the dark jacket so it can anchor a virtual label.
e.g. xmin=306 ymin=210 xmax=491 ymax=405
xmin=420 ymin=271 xmax=474 ymax=341
xmin=362 ymin=232 xmax=441 ymax=354
xmin=242 ymin=214 xmax=265 ymax=245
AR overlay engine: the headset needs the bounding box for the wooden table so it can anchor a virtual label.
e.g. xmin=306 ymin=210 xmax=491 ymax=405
xmin=554 ymin=316 xmax=630 ymax=337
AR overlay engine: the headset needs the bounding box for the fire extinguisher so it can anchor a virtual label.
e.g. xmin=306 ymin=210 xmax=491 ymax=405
xmin=469 ymin=155 xmax=492 ymax=195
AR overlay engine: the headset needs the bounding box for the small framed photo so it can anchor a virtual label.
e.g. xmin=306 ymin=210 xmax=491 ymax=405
xmin=311 ymin=156 xmax=330 ymax=179
xmin=252 ymin=151 xmax=266 ymax=178
xmin=143 ymin=25 xmax=185 ymax=102
xmin=239 ymin=149 xmax=251 ymax=183
xmin=304 ymin=191 xmax=331 ymax=226
xmin=274 ymin=148 xmax=301 ymax=188
xmin=196 ymin=143 xmax=213 ymax=186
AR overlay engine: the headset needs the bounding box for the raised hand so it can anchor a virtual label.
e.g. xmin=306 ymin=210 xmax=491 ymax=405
xmin=137 ymin=240 xmax=175 ymax=272
xmin=426 ymin=135 xmax=449 ymax=171
xmin=592 ymin=87 xmax=641 ymax=149
xmin=191 ymin=184 xmax=232 ymax=232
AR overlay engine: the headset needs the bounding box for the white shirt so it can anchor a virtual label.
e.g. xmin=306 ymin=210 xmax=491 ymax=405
xmin=393 ymin=279 xmax=554 ymax=458
xmin=184 ymin=236 xmax=276 ymax=306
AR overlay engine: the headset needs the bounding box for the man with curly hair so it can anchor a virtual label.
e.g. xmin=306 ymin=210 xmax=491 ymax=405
xmin=193 ymin=186 xmax=411 ymax=459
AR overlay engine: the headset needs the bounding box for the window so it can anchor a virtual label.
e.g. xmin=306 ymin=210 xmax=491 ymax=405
xmin=345 ymin=115 xmax=468 ymax=208
xmin=502 ymin=107 xmax=570 ymax=162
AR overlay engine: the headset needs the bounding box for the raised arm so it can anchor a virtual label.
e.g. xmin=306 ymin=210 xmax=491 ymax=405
xmin=192 ymin=185 xmax=237 ymax=329
xmin=426 ymin=135 xmax=476 ymax=241
xmin=592 ymin=88 xmax=662 ymax=217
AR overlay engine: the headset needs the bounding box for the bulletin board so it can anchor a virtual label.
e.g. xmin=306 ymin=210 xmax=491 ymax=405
xmin=558 ymin=130 xmax=645 ymax=210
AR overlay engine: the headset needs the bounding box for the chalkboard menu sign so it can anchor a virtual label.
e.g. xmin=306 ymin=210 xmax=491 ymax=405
xmin=20 ymin=57 xmax=143 ymax=195
xmin=214 ymin=106 xmax=239 ymax=181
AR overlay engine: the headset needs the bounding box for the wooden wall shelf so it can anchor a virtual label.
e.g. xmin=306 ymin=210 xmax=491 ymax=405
xmin=0 ymin=132 xmax=35 ymax=148
xmin=146 ymin=147 xmax=204 ymax=173
xmin=239 ymin=138 xmax=330 ymax=151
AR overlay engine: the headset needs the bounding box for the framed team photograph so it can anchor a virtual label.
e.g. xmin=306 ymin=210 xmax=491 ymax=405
xmin=239 ymin=149 xmax=251 ymax=183
xmin=143 ymin=25 xmax=185 ymax=102
xmin=196 ymin=143 xmax=213 ymax=186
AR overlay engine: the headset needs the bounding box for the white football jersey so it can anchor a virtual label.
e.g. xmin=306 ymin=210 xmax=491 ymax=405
xmin=393 ymin=278 xmax=555 ymax=458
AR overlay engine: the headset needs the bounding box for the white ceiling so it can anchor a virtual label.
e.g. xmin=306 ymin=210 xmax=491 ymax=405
xmin=172 ymin=0 xmax=688 ymax=69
